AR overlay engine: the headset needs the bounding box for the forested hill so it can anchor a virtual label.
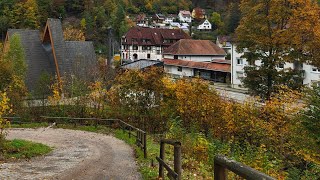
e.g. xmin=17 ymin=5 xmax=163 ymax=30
xmin=0 ymin=0 xmax=240 ymax=47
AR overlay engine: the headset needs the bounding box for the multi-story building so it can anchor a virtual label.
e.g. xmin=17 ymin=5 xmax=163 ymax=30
xmin=178 ymin=10 xmax=192 ymax=23
xmin=216 ymin=36 xmax=320 ymax=88
xmin=162 ymin=39 xmax=231 ymax=82
xmin=121 ymin=27 xmax=190 ymax=62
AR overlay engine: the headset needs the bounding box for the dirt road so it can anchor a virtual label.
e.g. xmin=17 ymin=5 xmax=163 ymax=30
xmin=0 ymin=128 xmax=142 ymax=180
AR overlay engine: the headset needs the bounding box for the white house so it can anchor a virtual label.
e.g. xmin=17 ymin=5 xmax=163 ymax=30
xmin=121 ymin=27 xmax=190 ymax=63
xmin=162 ymin=39 xmax=230 ymax=82
xmin=216 ymin=37 xmax=320 ymax=88
xmin=178 ymin=10 xmax=192 ymax=23
xmin=164 ymin=14 xmax=177 ymax=24
xmin=197 ymin=19 xmax=212 ymax=31
xmin=169 ymin=22 xmax=181 ymax=29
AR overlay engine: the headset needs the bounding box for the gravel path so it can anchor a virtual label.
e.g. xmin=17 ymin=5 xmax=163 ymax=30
xmin=0 ymin=128 xmax=142 ymax=180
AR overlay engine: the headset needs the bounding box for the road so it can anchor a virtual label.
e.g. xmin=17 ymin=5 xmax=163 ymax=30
xmin=0 ymin=128 xmax=142 ymax=180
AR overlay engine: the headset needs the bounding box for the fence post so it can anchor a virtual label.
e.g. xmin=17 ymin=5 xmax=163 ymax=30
xmin=129 ymin=126 xmax=131 ymax=138
xmin=95 ymin=118 xmax=98 ymax=128
xmin=174 ymin=142 xmax=182 ymax=180
xmin=159 ymin=141 xmax=165 ymax=179
xmin=214 ymin=162 xmax=227 ymax=180
xmin=143 ymin=132 xmax=147 ymax=158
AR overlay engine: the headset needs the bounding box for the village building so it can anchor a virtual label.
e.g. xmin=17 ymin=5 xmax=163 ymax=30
xmin=178 ymin=10 xmax=192 ymax=23
xmin=164 ymin=14 xmax=178 ymax=24
xmin=162 ymin=39 xmax=230 ymax=82
xmin=153 ymin=13 xmax=166 ymax=23
xmin=121 ymin=27 xmax=190 ymax=62
xmin=135 ymin=13 xmax=149 ymax=27
xmin=216 ymin=36 xmax=320 ymax=88
xmin=5 ymin=18 xmax=97 ymax=91
xmin=197 ymin=19 xmax=212 ymax=31
xmin=121 ymin=59 xmax=163 ymax=70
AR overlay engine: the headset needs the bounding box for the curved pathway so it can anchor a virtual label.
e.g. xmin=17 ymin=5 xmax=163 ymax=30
xmin=0 ymin=128 xmax=142 ymax=180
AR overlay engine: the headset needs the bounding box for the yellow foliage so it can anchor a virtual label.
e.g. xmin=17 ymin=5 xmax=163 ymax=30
xmin=0 ymin=91 xmax=11 ymax=140
xmin=48 ymin=77 xmax=62 ymax=106
xmin=63 ymin=26 xmax=86 ymax=41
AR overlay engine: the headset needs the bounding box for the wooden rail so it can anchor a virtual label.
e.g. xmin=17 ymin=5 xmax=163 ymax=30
xmin=214 ymin=155 xmax=275 ymax=180
xmin=2 ymin=117 xmax=23 ymax=125
xmin=118 ymin=120 xmax=147 ymax=158
xmin=156 ymin=139 xmax=182 ymax=180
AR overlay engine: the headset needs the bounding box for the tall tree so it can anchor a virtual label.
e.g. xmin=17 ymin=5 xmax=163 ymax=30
xmin=3 ymin=34 xmax=27 ymax=111
xmin=236 ymin=0 xmax=320 ymax=99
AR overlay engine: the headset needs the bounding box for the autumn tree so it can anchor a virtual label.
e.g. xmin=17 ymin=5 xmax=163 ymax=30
xmin=108 ymin=67 xmax=166 ymax=132
xmin=236 ymin=0 xmax=320 ymax=100
xmin=209 ymin=12 xmax=223 ymax=31
xmin=63 ymin=25 xmax=85 ymax=41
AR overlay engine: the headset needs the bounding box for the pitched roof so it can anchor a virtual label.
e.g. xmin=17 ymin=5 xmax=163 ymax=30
xmin=6 ymin=18 xmax=97 ymax=91
xmin=163 ymin=59 xmax=230 ymax=72
xmin=179 ymin=10 xmax=191 ymax=17
xmin=122 ymin=27 xmax=190 ymax=46
xmin=121 ymin=60 xmax=163 ymax=70
xmin=65 ymin=41 xmax=97 ymax=80
xmin=163 ymin=39 xmax=226 ymax=55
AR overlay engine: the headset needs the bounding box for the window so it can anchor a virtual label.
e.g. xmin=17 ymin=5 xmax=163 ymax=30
xmin=133 ymin=45 xmax=138 ymax=50
xmin=278 ymin=63 xmax=284 ymax=69
xmin=174 ymin=55 xmax=178 ymax=59
xmin=312 ymin=67 xmax=318 ymax=72
xmin=237 ymin=58 xmax=243 ymax=65
xmin=147 ymin=54 xmax=150 ymax=59
xmin=236 ymin=72 xmax=244 ymax=79
xmin=156 ymin=50 xmax=161 ymax=54
xmin=177 ymin=67 xmax=182 ymax=72
xmin=132 ymin=38 xmax=137 ymax=42
xmin=142 ymin=46 xmax=151 ymax=50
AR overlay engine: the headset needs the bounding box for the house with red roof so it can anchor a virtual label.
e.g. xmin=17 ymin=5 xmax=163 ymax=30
xmin=121 ymin=27 xmax=190 ymax=62
xmin=162 ymin=39 xmax=231 ymax=83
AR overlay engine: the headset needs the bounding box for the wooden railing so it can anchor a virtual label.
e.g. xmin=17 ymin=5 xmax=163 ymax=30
xmin=117 ymin=119 xmax=147 ymax=158
xmin=156 ymin=139 xmax=182 ymax=180
xmin=3 ymin=116 xmax=23 ymax=125
xmin=214 ymin=155 xmax=275 ymax=180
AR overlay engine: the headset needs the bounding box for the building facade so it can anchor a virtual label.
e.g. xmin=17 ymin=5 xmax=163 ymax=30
xmin=197 ymin=19 xmax=212 ymax=31
xmin=178 ymin=10 xmax=192 ymax=23
xmin=162 ymin=39 xmax=230 ymax=82
xmin=216 ymin=36 xmax=320 ymax=88
xmin=121 ymin=27 xmax=190 ymax=62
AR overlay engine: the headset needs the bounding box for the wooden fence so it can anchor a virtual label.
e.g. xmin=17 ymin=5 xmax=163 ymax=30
xmin=214 ymin=155 xmax=275 ymax=180
xmin=117 ymin=119 xmax=147 ymax=158
xmin=156 ymin=139 xmax=182 ymax=180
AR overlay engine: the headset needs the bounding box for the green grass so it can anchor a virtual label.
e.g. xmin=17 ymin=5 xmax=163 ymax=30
xmin=3 ymin=139 xmax=52 ymax=159
xmin=114 ymin=129 xmax=160 ymax=179
xmin=10 ymin=122 xmax=49 ymax=128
